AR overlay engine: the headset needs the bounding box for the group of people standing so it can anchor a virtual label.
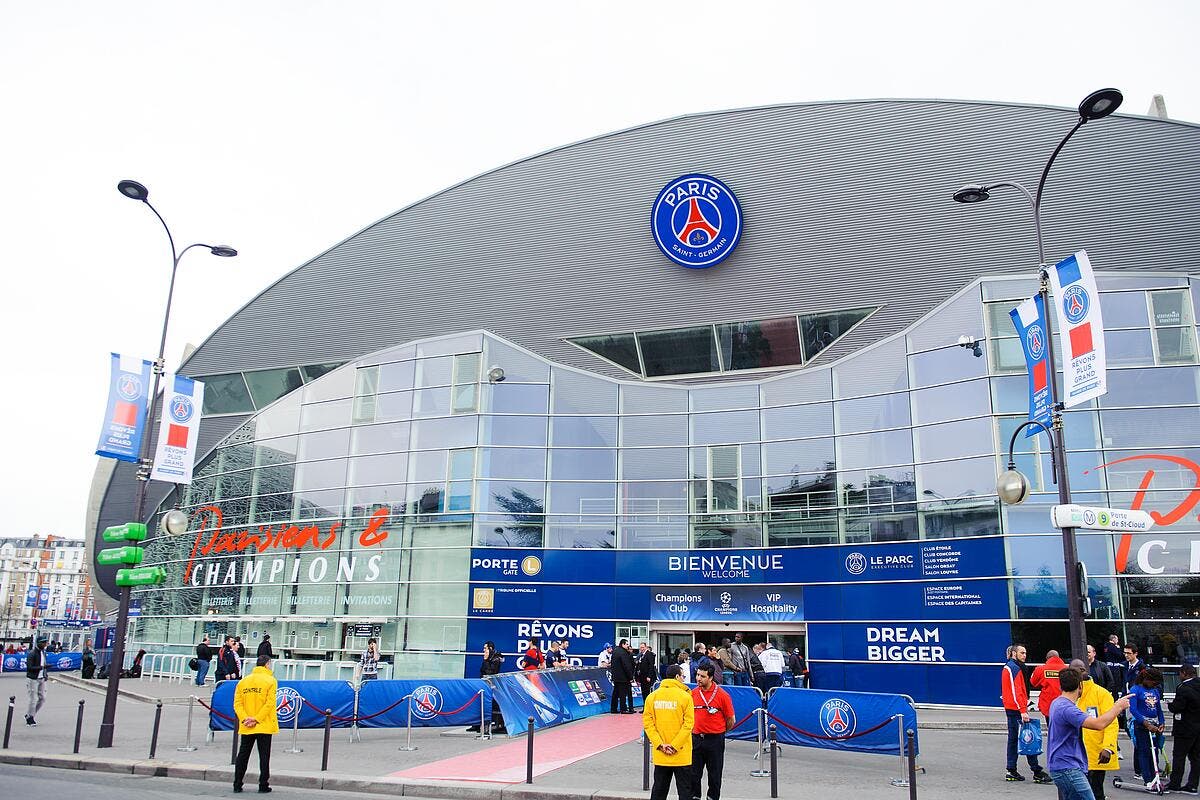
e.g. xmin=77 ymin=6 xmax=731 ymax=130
xmin=642 ymin=662 xmax=736 ymax=800
xmin=671 ymin=634 xmax=807 ymax=693
xmin=194 ymin=633 xmax=276 ymax=686
xmin=1001 ymin=638 xmax=1200 ymax=799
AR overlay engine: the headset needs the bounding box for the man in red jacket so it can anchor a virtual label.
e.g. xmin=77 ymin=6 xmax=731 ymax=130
xmin=1030 ymin=649 xmax=1067 ymax=718
xmin=1001 ymin=643 xmax=1052 ymax=784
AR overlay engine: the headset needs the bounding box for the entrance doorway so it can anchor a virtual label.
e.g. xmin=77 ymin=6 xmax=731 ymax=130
xmin=652 ymin=625 xmax=806 ymax=680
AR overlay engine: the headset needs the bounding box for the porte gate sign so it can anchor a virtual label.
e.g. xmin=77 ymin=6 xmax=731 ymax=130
xmin=1050 ymin=504 xmax=1155 ymax=532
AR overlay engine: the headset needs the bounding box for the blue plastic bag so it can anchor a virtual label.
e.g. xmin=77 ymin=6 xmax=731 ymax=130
xmin=1018 ymin=719 xmax=1043 ymax=756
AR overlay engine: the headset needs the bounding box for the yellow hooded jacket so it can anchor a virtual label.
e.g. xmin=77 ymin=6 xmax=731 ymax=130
xmin=1076 ymin=677 xmax=1118 ymax=771
xmin=642 ymin=677 xmax=694 ymax=767
xmin=233 ymin=665 xmax=280 ymax=735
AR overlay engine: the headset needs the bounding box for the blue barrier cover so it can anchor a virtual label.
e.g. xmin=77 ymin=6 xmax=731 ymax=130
xmin=1 ymin=652 xmax=82 ymax=672
xmin=209 ymin=679 xmax=356 ymax=731
xmin=722 ymin=684 xmax=765 ymax=742
xmin=490 ymin=667 xmax=642 ymax=735
xmin=357 ymin=679 xmax=492 ymax=728
xmin=766 ymin=687 xmax=918 ymax=756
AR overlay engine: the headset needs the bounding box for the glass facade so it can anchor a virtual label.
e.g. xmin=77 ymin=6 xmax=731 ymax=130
xmin=132 ymin=277 xmax=1200 ymax=697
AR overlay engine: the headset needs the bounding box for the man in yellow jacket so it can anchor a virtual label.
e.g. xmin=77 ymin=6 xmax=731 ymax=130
xmin=1070 ymin=658 xmax=1119 ymax=799
xmin=643 ymin=664 xmax=694 ymax=800
xmin=233 ymin=655 xmax=279 ymax=793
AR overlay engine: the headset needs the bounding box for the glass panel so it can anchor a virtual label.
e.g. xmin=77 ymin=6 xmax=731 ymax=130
xmin=985 ymin=302 xmax=1020 ymax=339
xmin=693 ymin=523 xmax=762 ymax=549
xmin=840 ymin=466 xmax=916 ymax=510
xmin=836 ymin=393 xmax=910 ymax=434
xmin=990 ymin=337 xmax=1026 ymax=373
xmin=301 ymin=362 xmax=343 ymax=382
xmin=475 ymin=522 xmax=543 ymax=547
xmin=478 ymin=448 xmax=546 ymax=480
xmin=243 ymin=368 xmax=304 ymax=408
xmin=1151 ymin=289 xmax=1193 ymax=327
xmin=1101 ymin=408 xmax=1200 ymax=448
xmin=550 ymin=448 xmax=617 ymax=481
xmin=355 ymin=365 xmax=379 ymax=396
xmin=911 ymin=378 xmax=989 ymax=425
xmin=1100 ymin=366 xmax=1200 ymax=408
xmin=915 ymin=456 xmax=995 ymax=501
xmin=908 ymin=345 xmax=988 ymax=387
xmin=373 ymin=390 xmax=412 ymax=422
xmin=545 ymin=519 xmax=616 ymax=549
xmin=351 ymin=421 xmax=410 ymax=455
xmin=992 ymin=376 xmax=1028 ymax=415
xmin=622 ymin=447 xmax=688 ymax=480
xmin=480 ymin=415 xmax=547 ymax=447
xmin=1105 ymin=329 xmax=1155 ymax=367
xmin=477 ymin=481 xmax=545 ymax=515
xmin=570 ymin=334 xmax=642 ymax=375
xmin=484 ymin=338 xmax=551 ymax=383
xmin=414 ymin=356 xmax=454 ymax=388
xmin=550 ymin=368 xmax=619 ymax=414
xmin=411 ymin=416 xmax=477 ymax=449
xmin=621 ymin=414 xmax=688 ymax=447
xmin=454 ymin=353 xmax=481 ymax=384
xmin=200 ymin=373 xmax=254 ymax=414
xmin=408 ymin=450 xmax=447 ymax=483
xmin=452 ymin=384 xmax=478 ymax=415
xmin=449 ymin=449 xmax=475 ymax=481
xmin=619 ymin=517 xmax=688 ymax=549
xmin=621 ymin=383 xmax=689 ymax=414
xmin=548 ymin=482 xmax=617 ymax=515
xmin=301 ymin=364 xmax=355 ymax=404
xmin=293 ymin=459 xmax=348 ymax=491
xmin=833 ymin=337 xmax=907 ymax=398
xmin=299 ymin=398 xmax=351 ymax=431
xmin=1101 ymin=292 xmax=1150 ymax=327
xmin=378 ymin=360 xmax=415 ymax=393
xmin=715 ymin=317 xmax=802 ymax=370
xmin=691 ymin=410 xmax=759 ymax=445
xmin=1100 ymin=448 xmax=1200 ymax=491
xmin=761 ymin=403 xmax=833 ymax=440
xmin=1155 ymin=326 xmax=1197 ymax=364
xmin=446 ymin=481 xmax=472 ymax=511
xmin=837 ymin=429 xmax=913 ymax=470
xmin=637 ymin=326 xmax=720 ymax=377
xmin=297 ymin=428 xmax=351 ymax=461
xmin=347 ymin=453 xmax=408 ymax=486
xmin=844 ymin=512 xmax=918 ymax=543
xmin=800 ymin=308 xmax=873 ymax=360
xmin=982 ymin=277 xmax=1038 ymax=302
xmin=913 ymin=417 xmax=993 ymax=462
xmin=760 ymin=369 xmax=832 ymax=407
xmin=921 ymin=502 xmax=1000 ymax=539
xmin=762 ymin=438 xmax=835 ymax=476
xmin=690 ymin=385 xmax=760 ymax=412
xmin=484 ymin=383 xmax=550 ymax=414
xmin=412 ymin=387 xmax=452 ymax=418
xmin=551 ymin=416 xmax=617 ymax=447
xmin=621 ymin=481 xmax=689 ymax=515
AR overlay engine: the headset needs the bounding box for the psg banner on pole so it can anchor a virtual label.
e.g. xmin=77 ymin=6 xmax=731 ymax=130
xmin=766 ymin=687 xmax=918 ymax=756
xmin=95 ymin=353 xmax=152 ymax=462
xmin=1010 ymin=294 xmax=1053 ymax=437
xmin=1049 ymin=249 xmax=1107 ymax=407
xmin=149 ymin=374 xmax=205 ymax=484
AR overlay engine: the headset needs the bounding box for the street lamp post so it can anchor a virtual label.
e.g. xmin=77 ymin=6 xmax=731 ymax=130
xmin=953 ymin=89 xmax=1123 ymax=661
xmin=97 ymin=180 xmax=236 ymax=748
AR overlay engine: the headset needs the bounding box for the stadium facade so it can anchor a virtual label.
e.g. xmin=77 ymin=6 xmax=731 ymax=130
xmin=88 ymin=99 xmax=1200 ymax=705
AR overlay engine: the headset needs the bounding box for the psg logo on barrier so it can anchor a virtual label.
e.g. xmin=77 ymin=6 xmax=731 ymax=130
xmin=2 ymin=655 xmax=16 ymax=671
xmin=651 ymin=173 xmax=743 ymax=269
xmin=819 ymin=698 xmax=857 ymax=738
xmin=170 ymin=394 xmax=194 ymax=423
xmin=276 ymin=686 xmax=303 ymax=723
xmin=411 ymin=684 xmax=443 ymax=720
xmin=844 ymin=552 xmax=868 ymax=576
xmin=56 ymin=656 xmax=73 ymax=670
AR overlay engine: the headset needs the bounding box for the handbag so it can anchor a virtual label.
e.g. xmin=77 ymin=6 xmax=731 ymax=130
xmin=188 ymin=657 xmax=199 ymax=670
xmin=1018 ymin=719 xmax=1043 ymax=756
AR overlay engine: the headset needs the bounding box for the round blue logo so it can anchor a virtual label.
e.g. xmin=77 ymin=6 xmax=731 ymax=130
xmin=651 ymin=174 xmax=743 ymax=269
xmin=169 ymin=395 xmax=194 ymax=423
xmin=844 ymin=552 xmax=867 ymax=576
xmin=411 ymin=684 xmax=443 ymax=720
xmin=117 ymin=374 xmax=142 ymax=401
xmin=276 ymin=686 xmax=303 ymax=723
xmin=1062 ymin=285 xmax=1090 ymax=325
xmin=1026 ymin=324 xmax=1045 ymax=360
xmin=819 ymin=698 xmax=857 ymax=738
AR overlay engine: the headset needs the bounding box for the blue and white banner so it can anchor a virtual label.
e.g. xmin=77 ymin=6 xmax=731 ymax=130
xmin=209 ymin=679 xmax=356 ymax=731
xmin=149 ymin=374 xmax=205 ymax=484
xmin=1049 ymin=249 xmax=1107 ymax=407
xmin=95 ymin=353 xmax=152 ymax=462
xmin=24 ymin=586 xmax=49 ymax=609
xmin=1 ymin=652 xmax=83 ymax=673
xmin=489 ymin=667 xmax=639 ymax=735
xmin=357 ymin=679 xmax=492 ymax=728
xmin=766 ymin=687 xmax=918 ymax=756
xmin=650 ymin=585 xmax=802 ymax=622
xmin=1010 ymin=294 xmax=1053 ymax=436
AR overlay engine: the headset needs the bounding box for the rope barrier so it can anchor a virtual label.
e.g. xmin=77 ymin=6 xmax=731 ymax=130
xmin=196 ymin=697 xmax=237 ymax=723
xmin=766 ymin=712 xmax=897 ymax=742
xmin=302 ymin=697 xmax=357 ymax=723
xmin=729 ymin=709 xmax=758 ymax=730
xmin=414 ymin=690 xmax=483 ymax=718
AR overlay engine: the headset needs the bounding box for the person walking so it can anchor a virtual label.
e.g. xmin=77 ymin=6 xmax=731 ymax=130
xmin=195 ymin=635 xmax=212 ymax=686
xmin=756 ymin=640 xmax=785 ymax=694
xmin=1166 ymin=662 xmax=1200 ymax=793
xmin=1068 ymin=659 xmax=1119 ymax=799
xmin=359 ymin=638 xmax=380 ymax=680
xmin=256 ymin=634 xmax=275 ymax=660
xmin=787 ymin=648 xmax=809 ymax=689
xmin=81 ymin=637 xmax=95 ymax=680
xmin=611 ymin=639 xmax=636 ymax=714
xmin=1046 ymin=666 xmax=1130 ymax=800
xmin=1130 ymin=667 xmax=1166 ymax=790
xmin=1031 ymin=649 xmax=1067 ymax=719
xmin=233 ymin=655 xmax=279 ymax=794
xmin=24 ymin=636 xmax=49 ymax=726
xmin=728 ymin=633 xmax=752 ymax=687
xmin=642 ymin=664 xmax=694 ymax=800
xmin=216 ymin=636 xmax=240 ymax=683
xmin=691 ymin=663 xmax=735 ymax=800
xmin=1001 ymin=643 xmax=1053 ymax=783
xmin=636 ymin=642 xmax=658 ymax=701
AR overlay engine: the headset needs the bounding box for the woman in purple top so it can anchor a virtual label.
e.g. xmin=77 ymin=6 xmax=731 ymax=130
xmin=1047 ymin=666 xmax=1131 ymax=800
xmin=1130 ymin=667 xmax=1167 ymax=789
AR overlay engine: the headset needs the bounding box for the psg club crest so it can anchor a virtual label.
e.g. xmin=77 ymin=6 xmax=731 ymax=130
xmin=651 ymin=173 xmax=743 ymax=269
xmin=276 ymin=686 xmax=303 ymax=723
xmin=844 ymin=552 xmax=868 ymax=576
xmin=411 ymin=684 xmax=443 ymax=720
xmin=1062 ymin=285 xmax=1090 ymax=325
xmin=169 ymin=394 xmax=194 ymax=423
xmin=1026 ymin=324 xmax=1045 ymax=361
xmin=819 ymin=697 xmax=857 ymax=738
xmin=117 ymin=373 xmax=142 ymax=401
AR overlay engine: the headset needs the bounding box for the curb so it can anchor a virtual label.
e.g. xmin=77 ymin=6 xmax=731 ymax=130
xmin=49 ymin=674 xmax=194 ymax=705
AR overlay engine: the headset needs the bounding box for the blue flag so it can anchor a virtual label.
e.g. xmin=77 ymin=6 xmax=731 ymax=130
xmin=1009 ymin=295 xmax=1052 ymax=437
xmin=95 ymin=353 xmax=152 ymax=462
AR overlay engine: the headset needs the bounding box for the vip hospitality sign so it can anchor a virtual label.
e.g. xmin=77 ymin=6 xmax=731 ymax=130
xmin=1049 ymin=250 xmax=1107 ymax=407
xmin=95 ymin=353 xmax=152 ymax=462
xmin=649 ymin=585 xmax=803 ymax=622
xmin=149 ymin=374 xmax=205 ymax=484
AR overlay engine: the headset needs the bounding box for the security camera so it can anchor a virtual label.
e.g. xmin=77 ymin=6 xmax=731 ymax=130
xmin=957 ymin=335 xmax=975 ymax=347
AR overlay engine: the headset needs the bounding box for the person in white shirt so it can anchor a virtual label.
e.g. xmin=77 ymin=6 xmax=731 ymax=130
xmin=598 ymin=642 xmax=614 ymax=668
xmin=756 ymin=640 xmax=786 ymax=693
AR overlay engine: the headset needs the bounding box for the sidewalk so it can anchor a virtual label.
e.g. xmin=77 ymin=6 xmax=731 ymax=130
xmin=0 ymin=674 xmax=1134 ymax=799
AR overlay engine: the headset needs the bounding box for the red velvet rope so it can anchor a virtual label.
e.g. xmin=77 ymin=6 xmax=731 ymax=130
xmin=414 ymin=689 xmax=483 ymax=717
xmin=196 ymin=696 xmax=237 ymax=723
xmin=729 ymin=709 xmax=758 ymax=730
xmin=766 ymin=711 xmax=898 ymax=742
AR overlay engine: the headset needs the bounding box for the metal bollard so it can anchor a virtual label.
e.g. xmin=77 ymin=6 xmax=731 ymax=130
xmin=525 ymin=716 xmax=535 ymax=784
xmin=149 ymin=700 xmax=163 ymax=759
xmin=284 ymin=702 xmax=303 ymax=754
xmin=889 ymin=714 xmax=909 ymax=788
xmin=906 ymin=730 xmax=918 ymax=800
xmin=398 ymin=695 xmax=418 ymax=751
xmin=750 ymin=708 xmax=770 ymax=777
xmin=769 ymin=724 xmax=779 ymax=798
xmin=476 ymin=691 xmax=490 ymax=740
xmin=73 ymin=700 xmax=85 ymax=754
xmin=230 ymin=729 xmax=239 ymax=766
xmin=178 ymin=696 xmax=197 ymax=752
xmin=321 ymin=709 xmax=332 ymax=771
xmin=3 ymin=695 xmax=13 ymax=750
xmin=642 ymin=732 xmax=650 ymax=790
xmin=349 ymin=681 xmax=360 ymax=743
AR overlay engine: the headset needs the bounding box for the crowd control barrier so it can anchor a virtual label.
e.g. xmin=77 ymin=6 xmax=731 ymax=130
xmin=1 ymin=651 xmax=82 ymax=672
xmin=488 ymin=666 xmax=642 ymax=736
xmin=206 ymin=679 xmax=356 ymax=731
xmin=764 ymin=687 xmax=918 ymax=757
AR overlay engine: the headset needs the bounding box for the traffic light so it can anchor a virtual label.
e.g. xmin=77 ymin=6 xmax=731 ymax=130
xmin=100 ymin=523 xmax=163 ymax=587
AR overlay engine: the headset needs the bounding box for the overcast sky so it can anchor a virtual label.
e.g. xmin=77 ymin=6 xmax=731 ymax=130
xmin=1 ymin=1 xmax=1196 ymax=539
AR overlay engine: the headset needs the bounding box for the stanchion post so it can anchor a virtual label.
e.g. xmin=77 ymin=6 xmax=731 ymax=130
xmin=769 ymin=724 xmax=779 ymax=799
xmin=284 ymin=704 xmax=303 ymax=754
xmin=3 ymin=695 xmax=13 ymax=750
xmin=525 ymin=716 xmax=534 ymax=784
xmin=750 ymin=708 xmax=770 ymax=777
xmin=349 ymin=680 xmax=360 ymax=743
xmin=230 ymin=728 xmax=239 ymax=766
xmin=178 ymin=696 xmax=197 ymax=752
xmin=149 ymin=700 xmax=163 ymax=759
xmin=398 ymin=695 xmax=418 ymax=751
xmin=477 ymin=690 xmax=489 ymax=740
xmin=321 ymin=709 xmax=332 ymax=771
xmin=642 ymin=732 xmax=650 ymax=791
xmin=906 ymin=729 xmax=918 ymax=800
xmin=889 ymin=714 xmax=909 ymax=788
xmin=73 ymin=700 xmax=85 ymax=754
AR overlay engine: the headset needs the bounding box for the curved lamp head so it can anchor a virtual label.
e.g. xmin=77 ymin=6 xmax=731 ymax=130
xmin=210 ymin=246 xmax=238 ymax=258
xmin=161 ymin=509 xmax=189 ymax=536
xmin=487 ymin=366 xmax=506 ymax=384
xmin=117 ymin=179 xmax=149 ymax=202
xmin=996 ymin=469 xmax=1031 ymax=505
xmin=952 ymin=184 xmax=990 ymax=204
xmin=1078 ymin=88 xmax=1123 ymax=121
